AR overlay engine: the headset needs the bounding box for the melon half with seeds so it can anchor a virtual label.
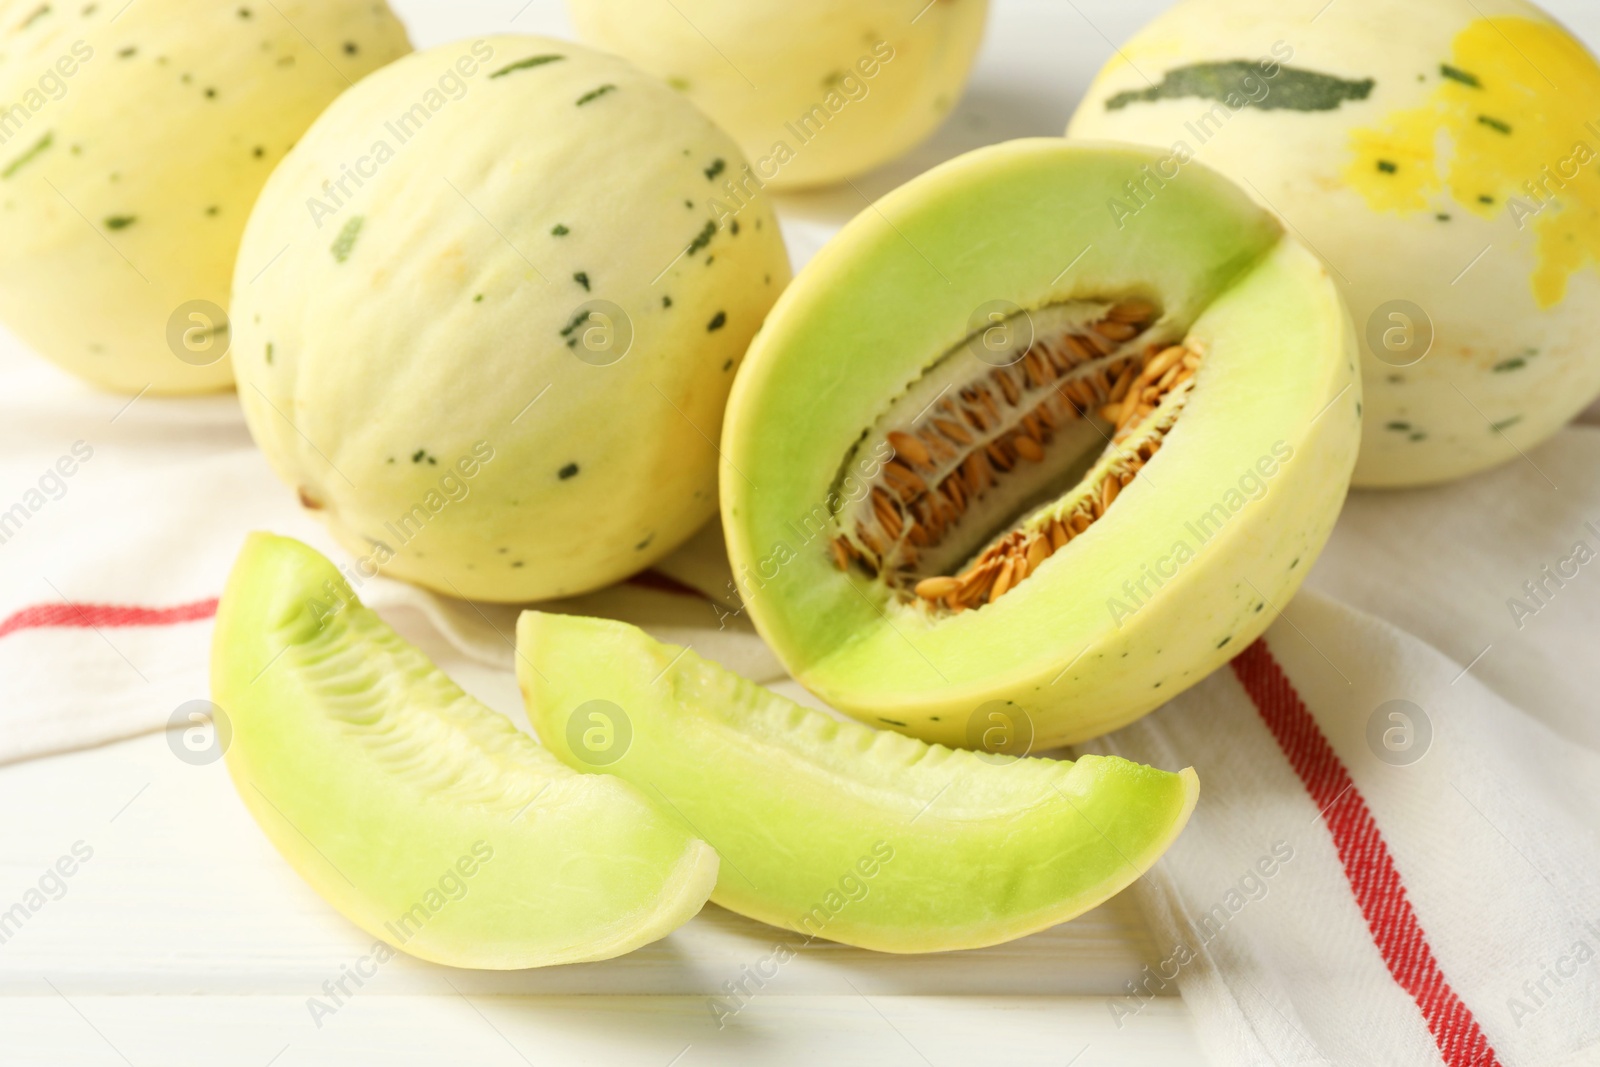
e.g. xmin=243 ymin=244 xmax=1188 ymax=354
xmin=230 ymin=36 xmax=791 ymax=602
xmin=1068 ymin=0 xmax=1600 ymax=486
xmin=212 ymin=534 xmax=718 ymax=969
xmin=721 ymin=140 xmax=1360 ymax=749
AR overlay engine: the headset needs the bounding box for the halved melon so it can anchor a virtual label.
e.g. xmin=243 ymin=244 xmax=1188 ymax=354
xmin=211 ymin=534 xmax=717 ymax=969
xmin=517 ymin=610 xmax=1199 ymax=953
xmin=721 ymin=139 xmax=1360 ymax=748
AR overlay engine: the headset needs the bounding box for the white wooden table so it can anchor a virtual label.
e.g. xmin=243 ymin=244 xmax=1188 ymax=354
xmin=3 ymin=1 xmax=1597 ymax=1064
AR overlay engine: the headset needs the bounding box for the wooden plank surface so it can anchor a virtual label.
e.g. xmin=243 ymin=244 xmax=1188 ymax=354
xmin=0 ymin=996 xmax=1206 ymax=1066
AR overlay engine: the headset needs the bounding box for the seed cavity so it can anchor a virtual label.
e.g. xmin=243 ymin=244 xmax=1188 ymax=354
xmin=828 ymin=298 xmax=1204 ymax=613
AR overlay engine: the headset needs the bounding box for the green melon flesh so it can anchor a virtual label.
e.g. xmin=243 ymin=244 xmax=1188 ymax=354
xmin=720 ymin=138 xmax=1360 ymax=749
xmin=211 ymin=534 xmax=717 ymax=969
xmin=516 ymin=610 xmax=1199 ymax=953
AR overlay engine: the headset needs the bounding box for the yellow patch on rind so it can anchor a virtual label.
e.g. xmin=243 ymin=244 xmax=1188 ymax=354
xmin=1346 ymin=17 xmax=1600 ymax=308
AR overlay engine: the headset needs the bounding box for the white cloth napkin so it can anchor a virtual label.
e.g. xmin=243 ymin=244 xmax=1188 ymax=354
xmin=3 ymin=319 xmax=1598 ymax=1065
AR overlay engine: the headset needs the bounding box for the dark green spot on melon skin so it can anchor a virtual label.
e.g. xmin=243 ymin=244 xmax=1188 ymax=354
xmin=1440 ymin=64 xmax=1481 ymax=88
xmin=575 ymin=84 xmax=616 ymax=107
xmin=635 ymin=534 xmax=654 ymax=551
xmin=1387 ymin=421 xmax=1412 ymax=432
xmin=705 ymin=158 xmax=726 ymax=181
xmin=117 ymin=46 xmax=136 ymax=58
xmin=560 ymin=310 xmax=591 ymax=338
xmin=1217 ymin=636 xmax=1231 ymax=649
xmin=330 ymin=216 xmax=364 ymax=262
xmin=1477 ymin=115 xmax=1512 ymax=135
xmin=1479 ymin=195 xmax=1495 ymax=205
xmin=1105 ymin=62 xmax=1374 ymax=113
xmin=1377 ymin=160 xmax=1398 ymax=174
xmin=573 ymin=271 xmax=590 ymax=291
xmin=2 ymin=131 xmax=53 ymax=179
xmin=878 ymin=718 xmax=908 ymax=727
xmin=1493 ymin=357 xmax=1528 ymax=372
xmin=559 ymin=463 xmax=579 ymax=480
xmin=490 ymin=54 xmax=564 ymax=79
xmin=662 ymin=295 xmax=672 ymax=308
xmin=1491 ymin=416 xmax=1523 ymax=433
xmin=707 ymin=311 xmax=726 ymax=332
xmin=722 ymin=358 xmax=733 ymax=371
xmin=473 ymin=293 xmax=483 ymax=303
xmin=104 ymin=215 xmax=136 ymax=230
xmin=685 ymin=220 xmax=716 ymax=258
xmin=1437 ymin=213 xmax=1452 ymax=222
xmin=265 ymin=343 xmax=273 ymax=364
xmin=551 ymin=224 xmax=569 ymax=236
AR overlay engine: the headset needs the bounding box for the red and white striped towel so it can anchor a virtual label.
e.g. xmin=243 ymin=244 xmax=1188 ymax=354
xmin=3 ymin=325 xmax=1598 ymax=1064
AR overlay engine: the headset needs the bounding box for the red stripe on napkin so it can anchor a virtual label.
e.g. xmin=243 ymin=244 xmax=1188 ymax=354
xmin=1233 ymin=639 xmax=1502 ymax=1067
xmin=0 ymin=598 xmax=219 ymax=640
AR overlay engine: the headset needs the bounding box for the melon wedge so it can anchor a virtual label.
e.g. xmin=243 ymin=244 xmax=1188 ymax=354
xmin=516 ymin=610 xmax=1198 ymax=953
xmin=211 ymin=534 xmax=718 ymax=969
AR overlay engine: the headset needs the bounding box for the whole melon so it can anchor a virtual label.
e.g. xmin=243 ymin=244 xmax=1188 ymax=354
xmin=0 ymin=0 xmax=411 ymax=394
xmin=231 ymin=36 xmax=791 ymax=602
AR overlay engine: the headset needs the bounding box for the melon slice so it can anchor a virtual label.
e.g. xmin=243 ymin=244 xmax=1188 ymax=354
xmin=211 ymin=534 xmax=717 ymax=969
xmin=517 ymin=610 xmax=1198 ymax=953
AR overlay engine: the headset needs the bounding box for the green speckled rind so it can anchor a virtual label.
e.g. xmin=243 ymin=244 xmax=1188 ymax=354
xmin=0 ymin=0 xmax=411 ymax=393
xmin=517 ymin=610 xmax=1198 ymax=953
xmin=721 ymin=139 xmax=1359 ymax=748
xmin=212 ymin=534 xmax=717 ymax=969
xmin=230 ymin=36 xmax=791 ymax=601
